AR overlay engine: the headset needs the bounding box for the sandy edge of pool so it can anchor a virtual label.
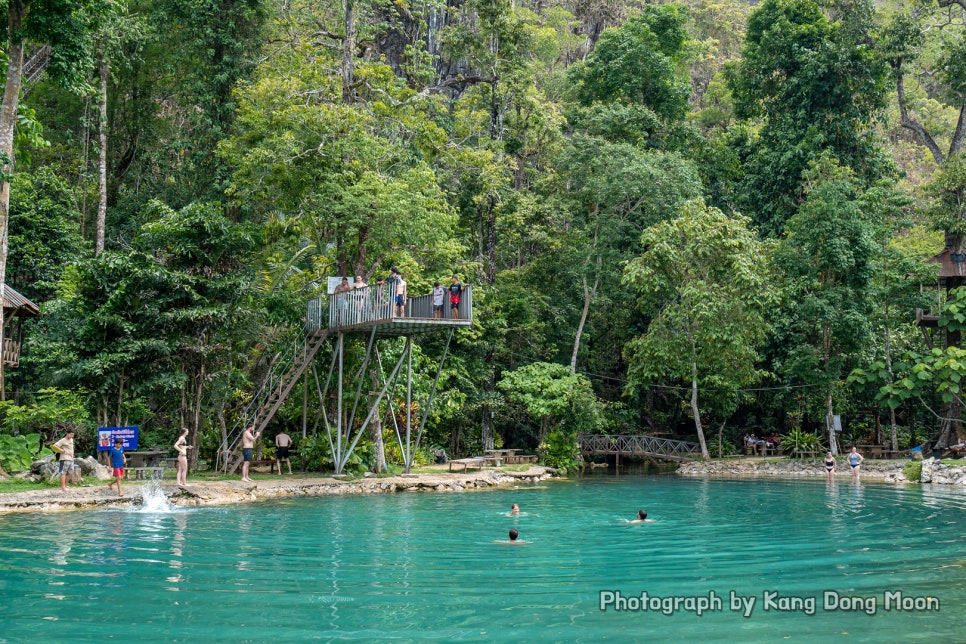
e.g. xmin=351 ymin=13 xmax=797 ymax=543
xmin=0 ymin=466 xmax=558 ymax=514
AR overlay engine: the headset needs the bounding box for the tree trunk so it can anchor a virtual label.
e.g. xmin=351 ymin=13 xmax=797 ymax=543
xmin=95 ymin=55 xmax=108 ymax=255
xmin=884 ymin=322 xmax=899 ymax=451
xmin=215 ymin=405 xmax=228 ymax=471
xmin=691 ymin=370 xmax=709 ymax=461
xmin=826 ymin=390 xmax=839 ymax=455
xmin=0 ymin=1 xmax=26 ymax=402
xmin=483 ymin=195 xmax=497 ymax=283
xmin=368 ymin=367 xmax=386 ymax=473
xmin=341 ymin=0 xmax=356 ymax=104
xmin=188 ymin=364 xmax=204 ymax=462
xmin=890 ymin=407 xmax=898 ymax=453
xmin=481 ymin=403 xmax=494 ymax=451
xmin=717 ymin=420 xmax=726 ymax=459
xmin=571 ymin=267 xmax=599 ymax=376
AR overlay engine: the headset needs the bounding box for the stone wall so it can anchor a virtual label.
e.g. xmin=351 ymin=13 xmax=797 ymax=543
xmin=676 ymin=457 xmax=910 ymax=482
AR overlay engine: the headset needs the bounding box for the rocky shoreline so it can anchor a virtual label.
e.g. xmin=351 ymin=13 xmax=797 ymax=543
xmin=0 ymin=465 xmax=557 ymax=514
xmin=676 ymin=456 xmax=966 ymax=485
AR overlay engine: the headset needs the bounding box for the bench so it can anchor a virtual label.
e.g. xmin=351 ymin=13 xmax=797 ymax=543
xmin=124 ymin=467 xmax=165 ymax=480
xmin=249 ymin=459 xmax=276 ymax=472
xmin=504 ymin=454 xmax=538 ymax=464
xmin=449 ymin=457 xmax=486 ymax=472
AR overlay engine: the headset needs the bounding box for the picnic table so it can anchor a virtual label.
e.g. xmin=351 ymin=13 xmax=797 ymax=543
xmin=858 ymin=444 xmax=887 ymax=458
xmin=124 ymin=450 xmax=167 ymax=480
xmin=449 ymin=457 xmax=487 ymax=472
xmin=484 ymin=449 xmax=518 ymax=465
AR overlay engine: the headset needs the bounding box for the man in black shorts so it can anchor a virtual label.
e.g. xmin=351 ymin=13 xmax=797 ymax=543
xmin=275 ymin=430 xmax=293 ymax=475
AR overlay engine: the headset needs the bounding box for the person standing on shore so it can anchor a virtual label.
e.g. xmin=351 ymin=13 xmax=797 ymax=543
xmin=241 ymin=425 xmax=261 ymax=483
xmin=107 ymin=438 xmax=127 ymax=497
xmin=50 ymin=431 xmax=76 ymax=492
xmin=848 ymin=446 xmax=864 ymax=481
xmin=174 ymin=428 xmax=192 ymax=487
xmin=824 ymin=451 xmax=836 ymax=483
xmin=275 ymin=430 xmax=293 ymax=476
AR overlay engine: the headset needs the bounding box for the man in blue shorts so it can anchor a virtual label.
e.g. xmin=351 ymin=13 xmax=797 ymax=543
xmin=241 ymin=425 xmax=261 ymax=482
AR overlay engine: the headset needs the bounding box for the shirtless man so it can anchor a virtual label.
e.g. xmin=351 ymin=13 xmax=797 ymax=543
xmin=627 ymin=509 xmax=653 ymax=524
xmin=241 ymin=425 xmax=261 ymax=483
xmin=394 ymin=269 xmax=407 ymax=317
xmin=275 ymin=431 xmax=293 ymax=476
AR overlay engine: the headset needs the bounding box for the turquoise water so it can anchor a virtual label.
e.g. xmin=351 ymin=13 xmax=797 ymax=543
xmin=1 ymin=475 xmax=964 ymax=642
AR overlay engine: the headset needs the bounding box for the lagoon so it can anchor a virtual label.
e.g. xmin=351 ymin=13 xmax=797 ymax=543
xmin=0 ymin=474 xmax=964 ymax=642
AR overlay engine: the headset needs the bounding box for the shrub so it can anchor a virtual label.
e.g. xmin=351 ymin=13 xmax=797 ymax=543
xmin=0 ymin=433 xmax=52 ymax=472
xmin=783 ymin=427 xmax=825 ymax=455
xmin=903 ymin=460 xmax=922 ymax=482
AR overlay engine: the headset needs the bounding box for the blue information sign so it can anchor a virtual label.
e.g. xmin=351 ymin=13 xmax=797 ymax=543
xmin=96 ymin=426 xmax=139 ymax=451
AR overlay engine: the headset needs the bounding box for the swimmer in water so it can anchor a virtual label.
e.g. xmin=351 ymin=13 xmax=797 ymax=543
xmin=626 ymin=509 xmax=653 ymax=524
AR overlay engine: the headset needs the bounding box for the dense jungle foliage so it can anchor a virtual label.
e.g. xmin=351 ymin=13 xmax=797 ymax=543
xmin=2 ymin=0 xmax=966 ymax=469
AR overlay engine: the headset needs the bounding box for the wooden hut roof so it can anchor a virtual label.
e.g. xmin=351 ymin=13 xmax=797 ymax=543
xmin=926 ymin=248 xmax=966 ymax=284
xmin=2 ymin=284 xmax=39 ymax=316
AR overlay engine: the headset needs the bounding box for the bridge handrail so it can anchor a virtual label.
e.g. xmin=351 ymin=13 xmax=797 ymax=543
xmin=577 ymin=433 xmax=701 ymax=457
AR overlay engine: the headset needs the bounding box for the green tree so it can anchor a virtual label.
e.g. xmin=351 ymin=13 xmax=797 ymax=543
xmin=623 ymin=199 xmax=774 ymax=460
xmin=568 ymin=4 xmax=692 ymax=121
xmin=774 ymin=159 xmax=878 ymax=454
xmin=726 ymin=0 xmax=889 ymax=235
xmin=497 ymin=361 xmax=603 ymax=469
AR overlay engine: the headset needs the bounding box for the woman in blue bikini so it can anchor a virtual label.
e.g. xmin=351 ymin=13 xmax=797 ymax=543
xmin=847 ymin=446 xmax=864 ymax=480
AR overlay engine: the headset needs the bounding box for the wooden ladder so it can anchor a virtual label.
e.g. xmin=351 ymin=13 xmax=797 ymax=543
xmin=225 ymin=329 xmax=330 ymax=474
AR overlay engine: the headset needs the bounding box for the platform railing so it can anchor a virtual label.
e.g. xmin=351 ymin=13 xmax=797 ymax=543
xmin=324 ymin=284 xmax=473 ymax=330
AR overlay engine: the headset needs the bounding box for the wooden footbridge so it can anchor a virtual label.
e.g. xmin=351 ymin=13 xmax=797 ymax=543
xmin=579 ymin=433 xmax=701 ymax=462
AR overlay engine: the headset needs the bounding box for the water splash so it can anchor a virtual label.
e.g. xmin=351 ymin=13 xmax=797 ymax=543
xmin=139 ymin=477 xmax=173 ymax=513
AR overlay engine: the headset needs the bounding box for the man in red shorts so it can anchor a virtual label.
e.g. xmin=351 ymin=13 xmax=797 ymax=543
xmin=107 ymin=437 xmax=127 ymax=497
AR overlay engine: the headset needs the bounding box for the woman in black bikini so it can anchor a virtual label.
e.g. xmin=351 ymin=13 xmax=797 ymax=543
xmin=824 ymin=452 xmax=835 ymax=482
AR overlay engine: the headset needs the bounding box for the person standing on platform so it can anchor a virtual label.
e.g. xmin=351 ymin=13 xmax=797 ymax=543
xmin=107 ymin=438 xmax=127 ymax=497
xmin=334 ymin=276 xmax=352 ymax=325
xmin=432 ymin=281 xmax=445 ymax=319
xmin=275 ymin=431 xmax=293 ymax=475
xmin=394 ymin=269 xmax=408 ymax=317
xmin=449 ymin=276 xmax=463 ymax=319
xmin=50 ymin=431 xmax=76 ymax=492
xmin=174 ymin=428 xmax=192 ymax=487
xmin=241 ymin=425 xmax=261 ymax=483
xmin=353 ymin=275 xmax=368 ymax=323
xmin=374 ymin=275 xmax=389 ymax=319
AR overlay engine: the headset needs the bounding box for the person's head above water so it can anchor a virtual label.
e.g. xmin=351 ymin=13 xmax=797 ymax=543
xmin=637 ymin=510 xmax=647 ymax=521
xmin=511 ymin=503 xmax=520 ymax=514
xmin=509 ymin=528 xmax=519 ymax=541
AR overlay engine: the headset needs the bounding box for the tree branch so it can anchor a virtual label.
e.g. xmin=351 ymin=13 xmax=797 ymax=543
xmin=951 ymin=104 xmax=966 ymax=157
xmin=364 ymin=75 xmax=497 ymax=107
xmin=896 ymin=63 xmax=946 ymax=165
